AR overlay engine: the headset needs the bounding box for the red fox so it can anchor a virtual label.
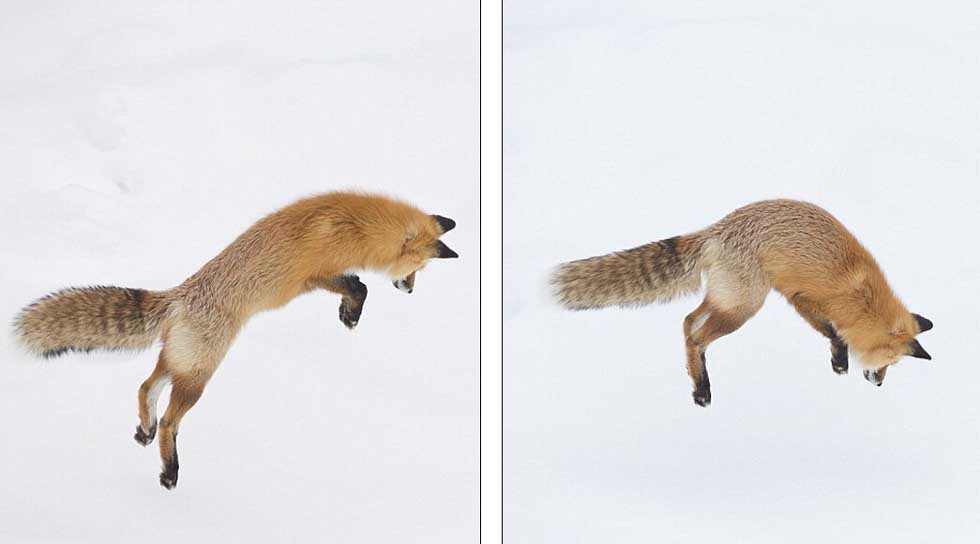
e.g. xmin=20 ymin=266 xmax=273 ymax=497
xmin=14 ymin=192 xmax=458 ymax=489
xmin=551 ymin=199 xmax=932 ymax=407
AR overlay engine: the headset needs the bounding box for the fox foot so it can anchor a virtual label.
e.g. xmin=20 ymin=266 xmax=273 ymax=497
xmin=159 ymin=455 xmax=179 ymax=490
xmin=134 ymin=424 xmax=156 ymax=446
xmin=830 ymin=345 xmax=847 ymax=375
xmin=339 ymin=298 xmax=363 ymax=329
xmin=337 ymin=275 xmax=367 ymax=329
xmin=691 ymin=352 xmax=711 ymax=407
xmin=831 ymin=339 xmax=848 ymax=374
xmin=692 ymin=386 xmax=711 ymax=407
xmin=159 ymin=467 xmax=178 ymax=490
xmin=831 ymin=356 xmax=848 ymax=375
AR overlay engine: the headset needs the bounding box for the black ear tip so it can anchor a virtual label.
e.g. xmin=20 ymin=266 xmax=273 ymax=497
xmin=434 ymin=239 xmax=458 ymax=259
xmin=912 ymin=313 xmax=933 ymax=333
xmin=909 ymin=339 xmax=931 ymax=360
xmin=432 ymin=215 xmax=456 ymax=233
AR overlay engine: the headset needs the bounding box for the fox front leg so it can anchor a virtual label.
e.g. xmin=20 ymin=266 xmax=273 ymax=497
xmin=336 ymin=275 xmax=368 ymax=329
xmin=309 ymin=275 xmax=368 ymax=329
xmin=787 ymin=297 xmax=850 ymax=375
xmin=830 ymin=336 xmax=848 ymax=375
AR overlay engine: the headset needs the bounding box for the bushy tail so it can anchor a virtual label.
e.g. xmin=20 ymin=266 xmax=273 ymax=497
xmin=551 ymin=233 xmax=707 ymax=310
xmin=13 ymin=286 xmax=173 ymax=358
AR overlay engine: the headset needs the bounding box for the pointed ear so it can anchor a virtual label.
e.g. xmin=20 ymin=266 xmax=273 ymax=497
xmin=908 ymin=339 xmax=932 ymax=360
xmin=432 ymin=215 xmax=456 ymax=234
xmin=911 ymin=313 xmax=933 ymax=333
xmin=434 ymin=239 xmax=458 ymax=259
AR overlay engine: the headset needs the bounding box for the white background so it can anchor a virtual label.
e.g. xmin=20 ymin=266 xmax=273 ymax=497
xmin=480 ymin=0 xmax=504 ymax=542
xmin=0 ymin=2 xmax=477 ymax=542
xmin=506 ymin=1 xmax=980 ymax=542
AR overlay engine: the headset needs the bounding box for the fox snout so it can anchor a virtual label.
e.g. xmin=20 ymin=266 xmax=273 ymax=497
xmin=394 ymin=278 xmax=413 ymax=293
xmin=864 ymin=367 xmax=886 ymax=386
xmin=394 ymin=271 xmax=416 ymax=293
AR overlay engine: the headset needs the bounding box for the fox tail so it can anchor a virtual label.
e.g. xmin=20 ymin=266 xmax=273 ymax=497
xmin=551 ymin=233 xmax=707 ymax=310
xmin=14 ymin=286 xmax=173 ymax=358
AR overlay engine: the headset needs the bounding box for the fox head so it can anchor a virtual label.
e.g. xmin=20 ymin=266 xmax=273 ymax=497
xmin=390 ymin=214 xmax=458 ymax=293
xmin=853 ymin=312 xmax=933 ymax=386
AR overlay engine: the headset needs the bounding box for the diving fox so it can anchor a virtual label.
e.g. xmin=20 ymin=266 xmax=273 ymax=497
xmin=14 ymin=191 xmax=458 ymax=489
xmin=551 ymin=199 xmax=932 ymax=407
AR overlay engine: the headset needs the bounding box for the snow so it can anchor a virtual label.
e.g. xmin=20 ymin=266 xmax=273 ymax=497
xmin=505 ymin=1 xmax=980 ymax=542
xmin=0 ymin=2 xmax=477 ymax=542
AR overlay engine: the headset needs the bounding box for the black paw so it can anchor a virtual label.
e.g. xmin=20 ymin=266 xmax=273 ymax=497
xmin=134 ymin=424 xmax=156 ymax=446
xmin=831 ymin=340 xmax=848 ymax=375
xmin=692 ymin=387 xmax=711 ymax=407
xmin=339 ymin=299 xmax=362 ymax=330
xmin=159 ymin=459 xmax=179 ymax=490
xmin=831 ymin=350 xmax=849 ymax=374
xmin=159 ymin=472 xmax=177 ymax=490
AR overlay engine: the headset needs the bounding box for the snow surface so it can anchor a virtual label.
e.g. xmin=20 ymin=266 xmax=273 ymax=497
xmin=505 ymin=2 xmax=980 ymax=543
xmin=0 ymin=2 xmax=477 ymax=543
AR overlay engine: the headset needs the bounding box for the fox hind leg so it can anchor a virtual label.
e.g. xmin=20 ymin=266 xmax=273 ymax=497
xmin=684 ymin=304 xmax=758 ymax=406
xmin=157 ymin=371 xmax=208 ymax=490
xmin=683 ymin=301 xmax=713 ymax=406
xmin=683 ymin=270 xmax=767 ymax=407
xmin=135 ymin=355 xmax=170 ymax=446
xmin=143 ymin=316 xmax=236 ymax=490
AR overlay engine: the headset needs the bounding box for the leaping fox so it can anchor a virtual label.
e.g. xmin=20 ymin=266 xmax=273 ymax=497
xmin=14 ymin=191 xmax=458 ymax=489
xmin=551 ymin=199 xmax=932 ymax=407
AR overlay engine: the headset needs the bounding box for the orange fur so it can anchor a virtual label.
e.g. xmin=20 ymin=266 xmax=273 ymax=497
xmin=553 ymin=199 xmax=932 ymax=405
xmin=14 ymin=191 xmax=458 ymax=488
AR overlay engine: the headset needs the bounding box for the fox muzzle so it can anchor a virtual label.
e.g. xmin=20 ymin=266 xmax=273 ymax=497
xmin=863 ymin=367 xmax=886 ymax=386
xmin=393 ymin=279 xmax=413 ymax=293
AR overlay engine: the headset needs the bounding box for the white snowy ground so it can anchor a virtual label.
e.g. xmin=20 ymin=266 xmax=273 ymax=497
xmin=506 ymin=2 xmax=980 ymax=542
xmin=0 ymin=2 xmax=477 ymax=543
